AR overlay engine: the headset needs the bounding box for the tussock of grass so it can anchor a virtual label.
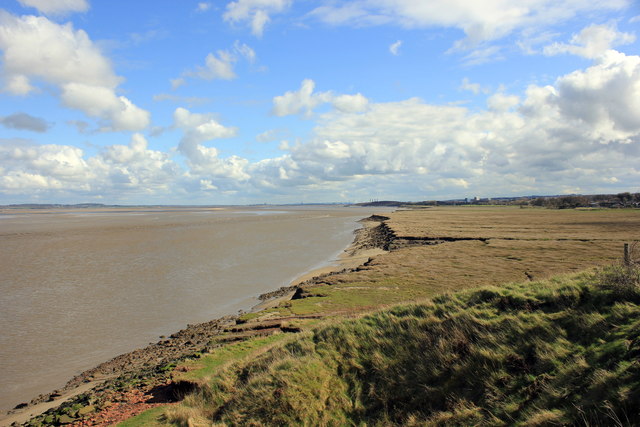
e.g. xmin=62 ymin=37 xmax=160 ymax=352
xmin=167 ymin=267 xmax=640 ymax=426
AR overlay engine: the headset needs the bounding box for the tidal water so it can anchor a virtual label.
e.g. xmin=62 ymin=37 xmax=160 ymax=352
xmin=0 ymin=206 xmax=379 ymax=411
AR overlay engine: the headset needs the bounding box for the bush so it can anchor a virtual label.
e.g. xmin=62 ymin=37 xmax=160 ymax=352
xmin=597 ymin=242 xmax=640 ymax=299
xmin=597 ymin=264 xmax=640 ymax=299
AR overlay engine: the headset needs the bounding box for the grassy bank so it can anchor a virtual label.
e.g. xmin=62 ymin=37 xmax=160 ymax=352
xmin=162 ymin=264 xmax=640 ymax=425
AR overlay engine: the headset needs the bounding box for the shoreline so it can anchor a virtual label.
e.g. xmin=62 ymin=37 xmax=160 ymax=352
xmin=0 ymin=214 xmax=389 ymax=426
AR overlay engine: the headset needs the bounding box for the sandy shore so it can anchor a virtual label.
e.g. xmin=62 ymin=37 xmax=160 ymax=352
xmin=0 ymin=214 xmax=389 ymax=426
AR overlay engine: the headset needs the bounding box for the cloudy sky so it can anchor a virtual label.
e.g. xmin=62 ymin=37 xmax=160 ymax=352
xmin=0 ymin=0 xmax=639 ymax=204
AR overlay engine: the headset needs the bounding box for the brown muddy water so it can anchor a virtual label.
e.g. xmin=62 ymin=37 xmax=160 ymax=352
xmin=0 ymin=206 xmax=382 ymax=411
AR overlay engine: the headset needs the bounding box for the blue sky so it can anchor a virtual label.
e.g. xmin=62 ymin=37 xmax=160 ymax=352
xmin=0 ymin=0 xmax=639 ymax=204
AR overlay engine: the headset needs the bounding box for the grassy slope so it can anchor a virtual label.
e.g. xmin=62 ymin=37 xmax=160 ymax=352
xmin=163 ymin=268 xmax=640 ymax=426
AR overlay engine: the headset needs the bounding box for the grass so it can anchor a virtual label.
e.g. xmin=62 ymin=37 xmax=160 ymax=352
xmin=173 ymin=334 xmax=288 ymax=383
xmin=117 ymin=406 xmax=169 ymax=427
xmin=115 ymin=207 xmax=640 ymax=426
xmin=163 ymin=266 xmax=640 ymax=426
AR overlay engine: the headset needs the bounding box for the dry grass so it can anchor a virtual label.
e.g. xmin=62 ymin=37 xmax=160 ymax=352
xmin=264 ymin=207 xmax=640 ymax=318
xmin=387 ymin=206 xmax=640 ymax=240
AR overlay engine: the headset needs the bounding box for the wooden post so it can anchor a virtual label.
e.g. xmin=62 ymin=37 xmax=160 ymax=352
xmin=624 ymin=243 xmax=630 ymax=266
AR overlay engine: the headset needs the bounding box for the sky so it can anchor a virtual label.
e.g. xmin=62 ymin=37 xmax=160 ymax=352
xmin=0 ymin=0 xmax=639 ymax=205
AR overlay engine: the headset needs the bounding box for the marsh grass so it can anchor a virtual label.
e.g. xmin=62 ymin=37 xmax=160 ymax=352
xmin=164 ymin=271 xmax=640 ymax=426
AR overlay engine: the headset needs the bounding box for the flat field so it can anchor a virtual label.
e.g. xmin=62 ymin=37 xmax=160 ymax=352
xmin=257 ymin=206 xmax=640 ymax=318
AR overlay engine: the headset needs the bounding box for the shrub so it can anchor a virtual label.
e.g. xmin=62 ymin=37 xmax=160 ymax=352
xmin=597 ymin=243 xmax=640 ymax=300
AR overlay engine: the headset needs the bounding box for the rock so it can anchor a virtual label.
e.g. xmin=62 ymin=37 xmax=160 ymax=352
xmin=78 ymin=405 xmax=95 ymax=416
xmin=56 ymin=414 xmax=75 ymax=424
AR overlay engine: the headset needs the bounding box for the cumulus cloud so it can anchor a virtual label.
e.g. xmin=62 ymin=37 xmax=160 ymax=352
xmin=60 ymin=83 xmax=150 ymax=132
xmin=96 ymin=133 xmax=179 ymax=190
xmin=188 ymin=50 xmax=237 ymax=80
xmin=487 ymin=92 xmax=520 ymax=111
xmin=2 ymin=49 xmax=639 ymax=202
xmin=0 ymin=112 xmax=50 ymax=132
xmin=389 ymin=40 xmax=402 ymax=55
xmin=173 ymin=107 xmax=249 ymax=185
xmin=553 ymin=50 xmax=640 ymax=140
xmin=544 ymin=24 xmax=635 ymax=59
xmin=0 ymin=138 xmax=92 ymax=192
xmin=176 ymin=41 xmax=256 ymax=86
xmin=272 ymin=79 xmax=332 ymax=117
xmin=0 ymin=12 xmax=150 ymax=132
xmin=332 ymin=93 xmax=369 ymax=113
xmin=17 ymin=0 xmax=89 ymax=15
xmin=272 ymin=79 xmax=369 ymax=117
xmin=0 ymin=134 xmax=180 ymax=196
xmin=253 ymin=50 xmax=640 ymax=198
xmin=224 ymin=0 xmax=292 ymax=37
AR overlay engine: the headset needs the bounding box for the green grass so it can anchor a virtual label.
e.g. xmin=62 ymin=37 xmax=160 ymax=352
xmin=117 ymin=406 xmax=169 ymax=427
xmin=174 ymin=333 xmax=288 ymax=382
xmin=163 ymin=265 xmax=640 ymax=426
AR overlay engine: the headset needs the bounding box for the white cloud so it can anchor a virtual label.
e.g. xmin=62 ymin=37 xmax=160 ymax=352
xmin=195 ymin=50 xmax=237 ymax=80
xmin=332 ymin=93 xmax=369 ymax=113
xmin=4 ymin=74 xmax=35 ymax=95
xmin=234 ymin=40 xmax=256 ymax=63
xmin=96 ymin=133 xmax=179 ymax=190
xmin=309 ymin=0 xmax=629 ymax=49
xmin=17 ymin=0 xmax=89 ymax=15
xmin=174 ymin=107 xmax=237 ymax=144
xmin=253 ymin=51 xmax=640 ymax=198
xmin=3 ymin=49 xmax=639 ymax=202
xmin=0 ymin=134 xmax=180 ymax=196
xmin=60 ymin=83 xmax=150 ymax=132
xmin=0 ymin=139 xmax=92 ymax=192
xmin=487 ymin=92 xmax=520 ymax=111
xmin=459 ymin=45 xmax=503 ymax=65
xmin=176 ymin=41 xmax=256 ymax=85
xmin=256 ymin=129 xmax=282 ymax=142
xmin=544 ymin=24 xmax=636 ymax=59
xmin=224 ymin=0 xmax=292 ymax=37
xmin=272 ymin=79 xmax=333 ymax=117
xmin=272 ymin=79 xmax=369 ymax=116
xmin=389 ymin=40 xmax=402 ymax=55
xmin=0 ymin=12 xmax=120 ymax=91
xmin=437 ymin=178 xmax=470 ymax=189
xmin=172 ymin=107 xmax=249 ymax=184
xmin=553 ymin=50 xmax=640 ymax=140
xmin=0 ymin=12 xmax=150 ymax=132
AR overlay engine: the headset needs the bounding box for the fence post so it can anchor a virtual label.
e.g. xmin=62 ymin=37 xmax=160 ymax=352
xmin=624 ymin=243 xmax=630 ymax=266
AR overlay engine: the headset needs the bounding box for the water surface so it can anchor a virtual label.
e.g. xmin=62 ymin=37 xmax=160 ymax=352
xmin=0 ymin=205 xmax=380 ymax=410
